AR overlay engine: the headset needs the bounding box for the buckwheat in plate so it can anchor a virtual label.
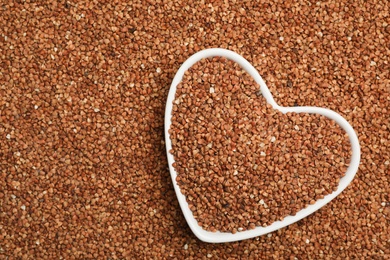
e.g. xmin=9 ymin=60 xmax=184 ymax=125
xmin=165 ymin=48 xmax=361 ymax=243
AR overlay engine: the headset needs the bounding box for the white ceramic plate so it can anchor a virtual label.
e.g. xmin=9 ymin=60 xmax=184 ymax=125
xmin=164 ymin=48 xmax=361 ymax=243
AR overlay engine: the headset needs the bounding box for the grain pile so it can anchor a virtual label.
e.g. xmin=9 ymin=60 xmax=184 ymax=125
xmin=169 ymin=57 xmax=351 ymax=233
xmin=0 ymin=0 xmax=389 ymax=259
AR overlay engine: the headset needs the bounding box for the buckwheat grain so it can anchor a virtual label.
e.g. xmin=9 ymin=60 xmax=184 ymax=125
xmin=170 ymin=57 xmax=352 ymax=232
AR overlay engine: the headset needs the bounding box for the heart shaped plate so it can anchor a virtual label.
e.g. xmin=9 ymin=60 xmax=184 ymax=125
xmin=164 ymin=48 xmax=361 ymax=243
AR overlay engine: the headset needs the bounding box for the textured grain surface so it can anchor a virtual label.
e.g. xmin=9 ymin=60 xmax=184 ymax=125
xmin=0 ymin=0 xmax=389 ymax=259
xmin=170 ymin=57 xmax=351 ymax=233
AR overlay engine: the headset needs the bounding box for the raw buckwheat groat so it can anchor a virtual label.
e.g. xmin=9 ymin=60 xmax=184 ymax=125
xmin=169 ymin=57 xmax=351 ymax=233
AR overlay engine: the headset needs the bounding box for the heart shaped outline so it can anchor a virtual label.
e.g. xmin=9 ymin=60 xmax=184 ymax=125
xmin=165 ymin=48 xmax=361 ymax=243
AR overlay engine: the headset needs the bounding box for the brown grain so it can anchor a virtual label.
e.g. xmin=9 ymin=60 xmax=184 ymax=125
xmin=170 ymin=57 xmax=351 ymax=232
xmin=0 ymin=0 xmax=389 ymax=259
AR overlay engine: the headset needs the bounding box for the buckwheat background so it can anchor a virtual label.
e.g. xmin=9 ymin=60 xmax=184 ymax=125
xmin=0 ymin=1 xmax=389 ymax=259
